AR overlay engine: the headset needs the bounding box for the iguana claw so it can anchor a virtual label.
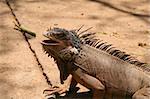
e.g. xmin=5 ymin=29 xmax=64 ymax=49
xmin=43 ymin=84 xmax=69 ymax=97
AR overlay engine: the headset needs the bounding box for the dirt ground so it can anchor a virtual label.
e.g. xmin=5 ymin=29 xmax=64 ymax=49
xmin=0 ymin=0 xmax=150 ymax=99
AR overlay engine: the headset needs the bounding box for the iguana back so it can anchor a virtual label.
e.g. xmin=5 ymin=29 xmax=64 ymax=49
xmin=73 ymin=44 xmax=150 ymax=95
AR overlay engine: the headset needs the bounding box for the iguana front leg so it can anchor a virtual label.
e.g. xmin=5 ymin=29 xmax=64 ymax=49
xmin=43 ymin=74 xmax=74 ymax=96
xmin=72 ymin=68 xmax=105 ymax=99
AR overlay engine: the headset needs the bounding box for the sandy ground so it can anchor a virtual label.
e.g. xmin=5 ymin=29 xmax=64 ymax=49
xmin=0 ymin=0 xmax=150 ymax=99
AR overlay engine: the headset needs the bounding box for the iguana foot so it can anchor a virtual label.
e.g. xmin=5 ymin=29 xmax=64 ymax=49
xmin=43 ymin=75 xmax=73 ymax=97
xmin=43 ymin=84 xmax=70 ymax=97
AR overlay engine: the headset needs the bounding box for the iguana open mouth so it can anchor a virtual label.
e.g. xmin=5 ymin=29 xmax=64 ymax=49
xmin=41 ymin=39 xmax=60 ymax=45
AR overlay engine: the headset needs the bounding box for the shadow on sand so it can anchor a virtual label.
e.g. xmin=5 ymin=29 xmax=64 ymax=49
xmin=56 ymin=91 xmax=92 ymax=99
xmin=88 ymin=0 xmax=150 ymax=24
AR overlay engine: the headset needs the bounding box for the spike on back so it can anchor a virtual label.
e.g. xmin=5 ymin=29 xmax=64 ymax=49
xmin=74 ymin=27 xmax=149 ymax=72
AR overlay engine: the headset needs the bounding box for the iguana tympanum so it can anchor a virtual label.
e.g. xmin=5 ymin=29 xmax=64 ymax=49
xmin=41 ymin=27 xmax=150 ymax=99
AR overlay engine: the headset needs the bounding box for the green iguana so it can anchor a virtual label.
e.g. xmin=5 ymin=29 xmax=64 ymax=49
xmin=41 ymin=27 xmax=150 ymax=99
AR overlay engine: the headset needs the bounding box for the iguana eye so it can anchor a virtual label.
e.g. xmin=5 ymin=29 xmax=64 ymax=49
xmin=57 ymin=33 xmax=65 ymax=37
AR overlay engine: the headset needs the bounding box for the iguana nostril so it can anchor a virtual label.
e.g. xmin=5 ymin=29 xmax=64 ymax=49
xmin=43 ymin=31 xmax=49 ymax=37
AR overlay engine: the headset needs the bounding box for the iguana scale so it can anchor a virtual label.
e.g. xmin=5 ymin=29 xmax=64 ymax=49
xmin=41 ymin=27 xmax=150 ymax=99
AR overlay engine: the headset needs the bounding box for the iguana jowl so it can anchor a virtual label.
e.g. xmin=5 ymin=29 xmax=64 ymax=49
xmin=41 ymin=27 xmax=150 ymax=99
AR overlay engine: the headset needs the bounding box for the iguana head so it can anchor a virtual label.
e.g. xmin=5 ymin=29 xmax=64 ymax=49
xmin=41 ymin=27 xmax=80 ymax=60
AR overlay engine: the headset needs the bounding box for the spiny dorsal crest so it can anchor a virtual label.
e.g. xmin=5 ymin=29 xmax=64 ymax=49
xmin=74 ymin=26 xmax=150 ymax=72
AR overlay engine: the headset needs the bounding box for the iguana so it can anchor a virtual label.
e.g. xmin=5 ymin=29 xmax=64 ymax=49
xmin=41 ymin=27 xmax=150 ymax=99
